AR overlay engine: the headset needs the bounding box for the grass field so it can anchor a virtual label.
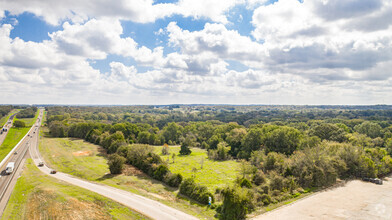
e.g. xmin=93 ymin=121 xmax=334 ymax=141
xmin=155 ymin=146 xmax=241 ymax=191
xmin=2 ymin=159 xmax=149 ymax=220
xmin=0 ymin=127 xmax=30 ymax=161
xmin=38 ymin=129 xmax=216 ymax=219
xmin=15 ymin=109 xmax=39 ymax=127
xmin=0 ymin=109 xmax=19 ymax=127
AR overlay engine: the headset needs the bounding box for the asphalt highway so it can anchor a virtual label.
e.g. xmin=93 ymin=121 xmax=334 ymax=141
xmin=0 ymin=109 xmax=43 ymax=216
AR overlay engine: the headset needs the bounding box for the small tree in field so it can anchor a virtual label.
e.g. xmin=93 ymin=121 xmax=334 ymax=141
xmin=179 ymin=144 xmax=192 ymax=155
xmin=172 ymin=153 xmax=176 ymax=163
xmin=13 ymin=120 xmax=26 ymax=128
xmin=162 ymin=144 xmax=170 ymax=155
xmin=108 ymin=154 xmax=126 ymax=174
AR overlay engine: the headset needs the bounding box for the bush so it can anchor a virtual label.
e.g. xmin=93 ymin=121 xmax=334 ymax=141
xmin=13 ymin=120 xmax=26 ymax=128
xmin=108 ymin=154 xmax=126 ymax=174
xmin=162 ymin=144 xmax=170 ymax=155
xmin=219 ymin=186 xmax=253 ymax=220
xmin=179 ymin=144 xmax=192 ymax=155
xmin=239 ymin=178 xmax=252 ymax=188
xmin=179 ymin=178 xmax=214 ymax=205
xmin=208 ymin=142 xmax=231 ymax=161
xmin=253 ymin=170 xmax=266 ymax=186
xmin=153 ymin=164 xmax=170 ymax=181
xmin=164 ymin=173 xmax=183 ymax=187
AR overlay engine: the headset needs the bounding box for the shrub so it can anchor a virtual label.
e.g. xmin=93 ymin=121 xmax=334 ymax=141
xmin=162 ymin=144 xmax=170 ymax=155
xmin=252 ymin=170 xmax=266 ymax=186
xmin=13 ymin=120 xmax=26 ymax=128
xmin=219 ymin=186 xmax=253 ymax=220
xmin=179 ymin=144 xmax=192 ymax=155
xmin=179 ymin=178 xmax=214 ymax=205
xmin=153 ymin=164 xmax=170 ymax=181
xmin=208 ymin=142 xmax=231 ymax=161
xmin=108 ymin=154 xmax=126 ymax=174
xmin=164 ymin=173 xmax=183 ymax=187
xmin=239 ymin=178 xmax=252 ymax=188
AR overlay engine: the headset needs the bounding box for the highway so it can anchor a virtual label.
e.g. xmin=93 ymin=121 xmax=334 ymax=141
xmin=0 ymin=113 xmax=17 ymax=146
xmin=0 ymin=109 xmax=43 ymax=215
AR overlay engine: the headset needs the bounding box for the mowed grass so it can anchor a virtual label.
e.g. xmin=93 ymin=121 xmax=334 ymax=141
xmin=2 ymin=159 xmax=148 ymax=220
xmin=155 ymin=146 xmax=241 ymax=191
xmin=0 ymin=127 xmax=30 ymax=161
xmin=0 ymin=109 xmax=19 ymax=127
xmin=38 ymin=129 xmax=216 ymax=219
xmin=15 ymin=109 xmax=39 ymax=127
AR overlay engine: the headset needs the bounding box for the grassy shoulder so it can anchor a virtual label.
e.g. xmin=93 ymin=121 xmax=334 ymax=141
xmin=0 ymin=127 xmax=30 ymax=161
xmin=38 ymin=129 xmax=216 ymax=219
xmin=15 ymin=109 xmax=39 ymax=127
xmin=2 ymin=159 xmax=148 ymax=220
xmin=0 ymin=109 xmax=19 ymax=127
xmin=155 ymin=146 xmax=241 ymax=192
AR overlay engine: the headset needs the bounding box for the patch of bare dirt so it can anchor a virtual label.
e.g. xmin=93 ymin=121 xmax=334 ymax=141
xmin=72 ymin=151 xmax=92 ymax=156
xmin=26 ymin=189 xmax=111 ymax=220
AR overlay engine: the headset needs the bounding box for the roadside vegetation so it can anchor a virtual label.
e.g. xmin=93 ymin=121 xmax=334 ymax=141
xmin=15 ymin=107 xmax=39 ymax=127
xmin=2 ymin=159 xmax=148 ymax=220
xmin=0 ymin=108 xmax=18 ymax=127
xmin=0 ymin=127 xmax=30 ymax=161
xmin=45 ymin=105 xmax=392 ymax=219
xmin=39 ymin=129 xmax=216 ymax=219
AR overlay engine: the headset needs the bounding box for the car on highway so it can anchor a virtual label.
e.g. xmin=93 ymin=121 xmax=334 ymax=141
xmin=38 ymin=162 xmax=44 ymax=167
xmin=5 ymin=162 xmax=15 ymax=175
xmin=50 ymin=170 xmax=57 ymax=174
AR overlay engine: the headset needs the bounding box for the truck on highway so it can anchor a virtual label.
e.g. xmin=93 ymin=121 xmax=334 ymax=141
xmin=5 ymin=162 xmax=15 ymax=175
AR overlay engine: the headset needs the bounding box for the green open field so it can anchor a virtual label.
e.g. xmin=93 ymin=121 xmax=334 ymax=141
xmin=0 ymin=109 xmax=19 ymax=127
xmin=0 ymin=127 xmax=30 ymax=161
xmin=155 ymin=146 xmax=241 ymax=191
xmin=38 ymin=129 xmax=216 ymax=219
xmin=15 ymin=109 xmax=39 ymax=127
xmin=2 ymin=159 xmax=148 ymax=220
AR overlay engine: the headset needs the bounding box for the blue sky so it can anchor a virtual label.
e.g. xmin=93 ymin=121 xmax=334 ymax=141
xmin=0 ymin=0 xmax=391 ymax=105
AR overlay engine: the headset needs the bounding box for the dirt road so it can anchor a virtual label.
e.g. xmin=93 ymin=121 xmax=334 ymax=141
xmin=253 ymin=178 xmax=392 ymax=220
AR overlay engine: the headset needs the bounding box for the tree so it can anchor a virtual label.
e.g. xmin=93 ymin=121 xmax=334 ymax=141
xmin=138 ymin=131 xmax=150 ymax=144
xmin=108 ymin=154 xmax=126 ymax=174
xmin=239 ymin=128 xmax=263 ymax=159
xmin=162 ymin=122 xmax=183 ymax=143
xmin=172 ymin=153 xmax=176 ymax=163
xmin=264 ymin=126 xmax=302 ymax=154
xmin=220 ymin=186 xmax=253 ymax=220
xmin=162 ymin=144 xmax=170 ymax=155
xmin=226 ymin=128 xmax=247 ymax=156
xmin=354 ymin=121 xmax=383 ymax=138
xmin=48 ymin=121 xmax=66 ymax=137
xmin=13 ymin=120 xmax=26 ymax=128
xmin=179 ymin=143 xmax=192 ymax=155
xmin=309 ymin=123 xmax=347 ymax=142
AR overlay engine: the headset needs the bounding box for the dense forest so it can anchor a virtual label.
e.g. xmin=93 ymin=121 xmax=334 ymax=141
xmin=46 ymin=105 xmax=392 ymax=219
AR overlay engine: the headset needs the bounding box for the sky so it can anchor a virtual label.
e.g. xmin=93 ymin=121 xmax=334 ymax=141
xmin=0 ymin=0 xmax=391 ymax=105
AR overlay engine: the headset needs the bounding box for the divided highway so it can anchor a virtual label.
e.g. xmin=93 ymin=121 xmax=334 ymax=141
xmin=0 ymin=109 xmax=43 ymax=215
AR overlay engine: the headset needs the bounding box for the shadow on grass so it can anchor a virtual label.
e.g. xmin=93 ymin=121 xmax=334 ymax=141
xmin=96 ymin=173 xmax=117 ymax=181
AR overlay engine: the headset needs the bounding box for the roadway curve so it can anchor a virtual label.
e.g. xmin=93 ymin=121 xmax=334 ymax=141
xmin=29 ymin=115 xmax=198 ymax=220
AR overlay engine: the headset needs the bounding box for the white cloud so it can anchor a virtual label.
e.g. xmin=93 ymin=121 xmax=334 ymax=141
xmin=0 ymin=0 xmax=246 ymax=25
